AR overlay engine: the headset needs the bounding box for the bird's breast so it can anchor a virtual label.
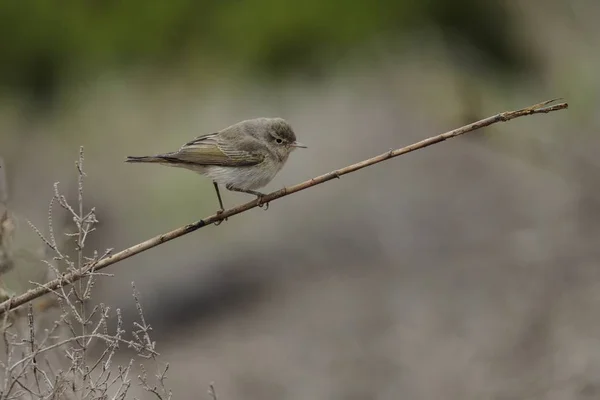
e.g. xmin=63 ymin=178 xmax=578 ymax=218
xmin=203 ymin=161 xmax=282 ymax=190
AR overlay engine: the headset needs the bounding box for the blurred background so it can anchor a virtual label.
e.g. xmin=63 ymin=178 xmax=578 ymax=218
xmin=1 ymin=0 xmax=599 ymax=398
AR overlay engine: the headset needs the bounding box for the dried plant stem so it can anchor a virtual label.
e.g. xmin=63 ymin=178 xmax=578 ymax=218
xmin=0 ymin=99 xmax=568 ymax=316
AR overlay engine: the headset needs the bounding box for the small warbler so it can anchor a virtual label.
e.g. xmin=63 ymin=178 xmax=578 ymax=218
xmin=126 ymin=117 xmax=306 ymax=211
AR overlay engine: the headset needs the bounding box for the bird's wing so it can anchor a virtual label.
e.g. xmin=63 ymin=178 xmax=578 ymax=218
xmin=182 ymin=132 xmax=219 ymax=148
xmin=167 ymin=132 xmax=265 ymax=166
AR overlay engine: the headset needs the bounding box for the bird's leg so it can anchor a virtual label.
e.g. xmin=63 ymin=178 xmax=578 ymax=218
xmin=213 ymin=182 xmax=227 ymax=225
xmin=213 ymin=182 xmax=225 ymax=211
xmin=225 ymin=184 xmax=269 ymax=210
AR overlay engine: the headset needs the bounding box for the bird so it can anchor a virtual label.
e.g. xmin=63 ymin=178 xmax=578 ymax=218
xmin=125 ymin=117 xmax=306 ymax=213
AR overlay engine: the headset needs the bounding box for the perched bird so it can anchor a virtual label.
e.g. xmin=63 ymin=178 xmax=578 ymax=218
xmin=126 ymin=118 xmax=306 ymax=212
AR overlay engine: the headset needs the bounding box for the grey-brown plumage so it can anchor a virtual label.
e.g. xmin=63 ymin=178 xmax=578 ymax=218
xmin=126 ymin=117 xmax=306 ymax=211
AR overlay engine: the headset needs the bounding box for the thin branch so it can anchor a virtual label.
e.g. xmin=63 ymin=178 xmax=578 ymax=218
xmin=208 ymin=382 xmax=218 ymax=400
xmin=0 ymin=98 xmax=568 ymax=316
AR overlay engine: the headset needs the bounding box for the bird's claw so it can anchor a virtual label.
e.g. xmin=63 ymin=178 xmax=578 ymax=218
xmin=214 ymin=209 xmax=228 ymax=226
xmin=257 ymin=196 xmax=269 ymax=210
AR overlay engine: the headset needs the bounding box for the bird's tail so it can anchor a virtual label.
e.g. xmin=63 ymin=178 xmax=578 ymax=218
xmin=125 ymin=155 xmax=166 ymax=163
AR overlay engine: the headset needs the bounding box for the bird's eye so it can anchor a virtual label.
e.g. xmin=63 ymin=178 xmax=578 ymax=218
xmin=275 ymin=138 xmax=283 ymax=144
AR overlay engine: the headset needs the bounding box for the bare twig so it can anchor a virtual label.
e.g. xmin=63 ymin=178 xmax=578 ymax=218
xmin=0 ymin=98 xmax=568 ymax=316
xmin=208 ymin=382 xmax=218 ymax=400
xmin=0 ymin=150 xmax=173 ymax=400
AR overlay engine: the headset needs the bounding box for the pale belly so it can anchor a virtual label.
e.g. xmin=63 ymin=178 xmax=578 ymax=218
xmin=161 ymin=159 xmax=284 ymax=190
xmin=201 ymin=163 xmax=282 ymax=190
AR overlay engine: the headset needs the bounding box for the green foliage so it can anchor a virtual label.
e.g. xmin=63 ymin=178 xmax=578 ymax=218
xmin=206 ymin=0 xmax=415 ymax=75
xmin=420 ymin=0 xmax=539 ymax=76
xmin=0 ymin=0 xmax=535 ymax=101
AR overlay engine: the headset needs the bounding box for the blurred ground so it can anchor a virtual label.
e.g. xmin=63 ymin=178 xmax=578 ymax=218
xmin=2 ymin=1 xmax=600 ymax=399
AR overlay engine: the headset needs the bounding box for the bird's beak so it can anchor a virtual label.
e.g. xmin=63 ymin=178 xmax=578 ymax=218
xmin=290 ymin=141 xmax=307 ymax=148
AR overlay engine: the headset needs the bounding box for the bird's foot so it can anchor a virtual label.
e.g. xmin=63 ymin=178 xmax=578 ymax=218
xmin=257 ymin=195 xmax=269 ymax=210
xmin=214 ymin=209 xmax=228 ymax=226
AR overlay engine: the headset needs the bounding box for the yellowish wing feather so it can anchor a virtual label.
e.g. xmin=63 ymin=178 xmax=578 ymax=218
xmin=168 ymin=133 xmax=264 ymax=166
